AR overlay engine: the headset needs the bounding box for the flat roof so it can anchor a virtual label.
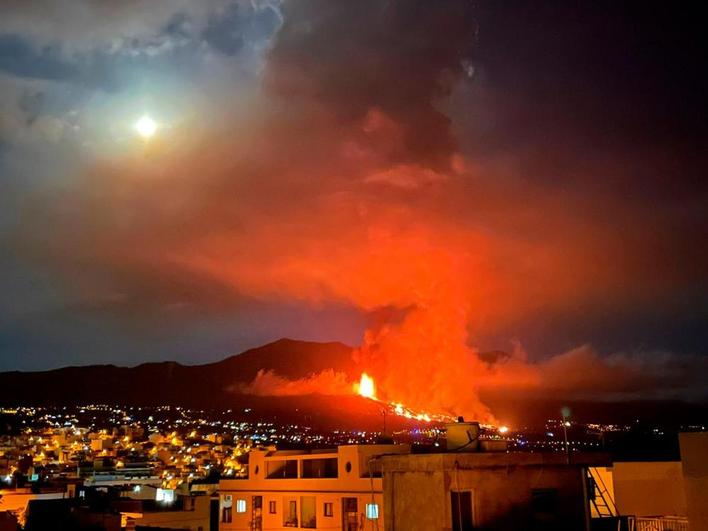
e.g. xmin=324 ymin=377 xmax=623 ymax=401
xmin=380 ymin=451 xmax=612 ymax=472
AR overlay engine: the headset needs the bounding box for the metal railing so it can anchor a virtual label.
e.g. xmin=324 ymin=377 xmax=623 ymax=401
xmin=628 ymin=516 xmax=689 ymax=531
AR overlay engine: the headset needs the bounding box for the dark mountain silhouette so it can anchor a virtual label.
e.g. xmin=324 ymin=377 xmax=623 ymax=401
xmin=1 ymin=338 xmax=706 ymax=429
xmin=0 ymin=338 xmax=387 ymax=430
xmin=0 ymin=338 xmax=356 ymax=407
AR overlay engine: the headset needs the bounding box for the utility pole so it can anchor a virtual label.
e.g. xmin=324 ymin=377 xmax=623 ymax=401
xmin=561 ymin=406 xmax=571 ymax=464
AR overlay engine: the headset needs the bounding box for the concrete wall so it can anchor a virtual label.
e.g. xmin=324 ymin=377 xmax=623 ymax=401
xmin=382 ymin=453 xmax=592 ymax=531
xmin=679 ymin=432 xmax=708 ymax=531
xmin=138 ymin=495 xmax=211 ymax=530
xmin=385 ymin=466 xmax=445 ymax=531
xmin=612 ymin=461 xmax=686 ymax=517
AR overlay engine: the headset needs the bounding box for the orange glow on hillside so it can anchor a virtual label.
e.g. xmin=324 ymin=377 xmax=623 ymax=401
xmin=356 ymin=373 xmax=376 ymax=399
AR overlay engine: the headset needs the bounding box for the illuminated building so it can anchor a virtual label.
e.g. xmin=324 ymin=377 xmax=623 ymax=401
xmin=218 ymin=444 xmax=409 ymax=530
xmin=587 ymin=431 xmax=707 ymax=530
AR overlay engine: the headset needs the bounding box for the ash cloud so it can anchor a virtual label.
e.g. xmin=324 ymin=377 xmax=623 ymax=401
xmin=265 ymin=0 xmax=476 ymax=171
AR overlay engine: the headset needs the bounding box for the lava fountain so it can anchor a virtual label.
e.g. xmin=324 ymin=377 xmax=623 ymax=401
xmin=355 ymin=373 xmax=376 ymax=399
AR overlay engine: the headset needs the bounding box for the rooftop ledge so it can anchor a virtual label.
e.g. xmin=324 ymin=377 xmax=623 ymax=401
xmin=379 ymin=451 xmax=613 ymax=472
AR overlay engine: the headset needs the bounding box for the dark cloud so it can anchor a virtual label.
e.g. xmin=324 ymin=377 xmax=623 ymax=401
xmin=203 ymin=2 xmax=281 ymax=56
xmin=266 ymin=0 xmax=477 ymax=170
xmin=0 ymin=35 xmax=79 ymax=81
xmin=0 ymin=2 xmax=280 ymax=92
xmin=0 ymin=1 xmax=232 ymax=49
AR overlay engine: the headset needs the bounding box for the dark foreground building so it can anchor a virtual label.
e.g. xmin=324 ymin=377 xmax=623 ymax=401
xmin=380 ymin=450 xmax=609 ymax=531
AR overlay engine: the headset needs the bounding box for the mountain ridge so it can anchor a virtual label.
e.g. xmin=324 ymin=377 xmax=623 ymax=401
xmin=2 ymin=337 xmax=706 ymax=428
xmin=0 ymin=338 xmax=357 ymax=408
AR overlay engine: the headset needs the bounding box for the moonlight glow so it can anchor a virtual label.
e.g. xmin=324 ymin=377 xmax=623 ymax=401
xmin=134 ymin=115 xmax=157 ymax=139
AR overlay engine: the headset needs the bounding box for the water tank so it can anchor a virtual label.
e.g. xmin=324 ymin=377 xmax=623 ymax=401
xmin=446 ymin=420 xmax=480 ymax=452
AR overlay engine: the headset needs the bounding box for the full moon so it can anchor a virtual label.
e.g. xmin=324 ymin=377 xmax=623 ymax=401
xmin=134 ymin=115 xmax=157 ymax=139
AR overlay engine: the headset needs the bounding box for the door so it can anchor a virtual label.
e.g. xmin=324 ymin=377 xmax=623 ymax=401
xmin=451 ymin=491 xmax=473 ymax=531
xmin=251 ymin=495 xmax=262 ymax=531
xmin=341 ymin=497 xmax=358 ymax=531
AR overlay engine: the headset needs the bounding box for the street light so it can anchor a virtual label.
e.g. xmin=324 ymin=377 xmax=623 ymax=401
xmin=561 ymin=407 xmax=571 ymax=463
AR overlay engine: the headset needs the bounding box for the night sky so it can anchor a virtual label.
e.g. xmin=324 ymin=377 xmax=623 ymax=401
xmin=1 ymin=1 xmax=706 ymax=405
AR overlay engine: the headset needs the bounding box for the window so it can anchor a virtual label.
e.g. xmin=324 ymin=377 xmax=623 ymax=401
xmin=301 ymin=496 xmax=317 ymax=528
xmin=269 ymin=500 xmax=277 ymax=514
xmin=531 ymin=488 xmax=558 ymax=513
xmin=531 ymin=488 xmax=558 ymax=525
xmin=301 ymin=457 xmax=338 ymax=478
xmin=365 ymin=503 xmax=379 ymax=520
xmin=283 ymin=499 xmax=298 ymax=527
xmin=236 ymin=499 xmax=247 ymax=513
xmin=451 ymin=491 xmax=473 ymax=531
xmin=156 ymin=488 xmax=175 ymax=503
xmin=267 ymin=459 xmax=298 ymax=479
xmin=221 ymin=494 xmax=233 ymax=523
xmin=324 ymin=502 xmax=333 ymax=517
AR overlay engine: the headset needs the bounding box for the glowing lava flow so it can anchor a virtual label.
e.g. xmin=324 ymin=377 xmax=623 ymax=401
xmin=353 ymin=373 xmax=511 ymax=435
xmin=354 ymin=372 xmax=453 ymax=423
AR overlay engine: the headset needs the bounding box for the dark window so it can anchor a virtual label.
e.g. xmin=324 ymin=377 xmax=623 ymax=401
xmin=301 ymin=458 xmax=338 ymax=478
xmin=531 ymin=488 xmax=558 ymax=513
xmin=269 ymin=500 xmax=277 ymax=514
xmin=267 ymin=459 xmax=299 ymax=479
xmin=253 ymin=496 xmax=263 ymax=509
xmin=324 ymin=502 xmax=333 ymax=517
xmin=343 ymin=497 xmax=358 ymax=513
xmin=531 ymin=488 xmax=559 ymax=529
xmin=221 ymin=506 xmax=232 ymax=523
xmin=451 ymin=491 xmax=473 ymax=531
